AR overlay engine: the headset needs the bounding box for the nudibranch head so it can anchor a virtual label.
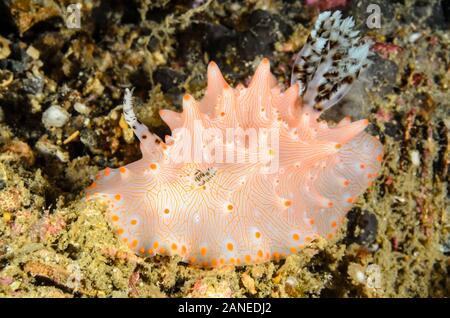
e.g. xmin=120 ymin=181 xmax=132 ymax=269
xmin=86 ymin=11 xmax=383 ymax=268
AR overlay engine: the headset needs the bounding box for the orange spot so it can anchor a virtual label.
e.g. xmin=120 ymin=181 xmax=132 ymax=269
xmin=298 ymin=244 xmax=305 ymax=249
xmin=119 ymin=167 xmax=126 ymax=173
xmin=292 ymin=233 xmax=300 ymax=241
xmin=261 ymin=57 xmax=269 ymax=64
xmin=327 ymin=233 xmax=334 ymax=240
xmin=273 ymin=252 xmax=280 ymax=259
xmin=200 ymin=247 xmax=207 ymax=256
xmin=229 ymin=258 xmax=235 ymax=264
xmin=88 ymin=182 xmax=96 ymax=189
xmin=343 ymin=179 xmax=350 ymax=186
xmin=305 ymin=236 xmax=312 ymax=242
xmin=236 ymin=258 xmax=241 ymax=265
xmin=181 ymin=245 xmax=187 ymax=255
xmin=183 ymin=94 xmax=190 ymax=101
xmin=171 ymin=243 xmax=177 ymax=251
xmin=117 ymin=228 xmax=124 ymax=235
xmin=111 ymin=215 xmax=119 ymax=222
xmin=245 ymin=255 xmax=251 ymax=263
xmin=284 ymin=200 xmax=292 ymax=207
xmin=211 ymin=259 xmax=218 ymax=267
xmin=309 ymin=218 xmax=315 ymax=225
xmin=226 ymin=243 xmax=234 ymax=251
xmin=220 ymin=112 xmax=225 ymax=116
xmin=95 ymin=174 xmax=101 ymax=180
xmin=328 ymin=201 xmax=334 ymax=208
xmin=255 ymin=231 xmax=261 ymax=239
xmin=131 ymin=240 xmax=138 ymax=248
xmin=368 ymin=173 xmax=373 ymax=178
xmin=189 ymin=257 xmax=196 ymax=264
xmin=290 ymin=247 xmax=297 ymax=254
xmin=257 ymin=250 xmax=263 ymax=258
xmin=220 ymin=258 xmax=225 ymax=265
xmin=130 ymin=219 xmax=137 ymax=225
xmin=360 ymin=163 xmax=366 ymax=169
xmin=377 ymin=154 xmax=383 ymax=162
xmin=122 ymin=238 xmax=128 ymax=243
xmin=150 ymin=163 xmax=157 ymax=170
xmin=114 ymin=194 xmax=121 ymax=201
xmin=163 ymin=208 xmax=170 ymax=214
xmin=227 ymin=204 xmax=233 ymax=211
xmin=153 ymin=242 xmax=159 ymax=249
xmin=139 ymin=247 xmax=145 ymax=254
xmin=331 ymin=221 xmax=337 ymax=228
xmin=335 ymin=143 xmax=342 ymax=149
xmin=346 ymin=197 xmax=354 ymax=203
xmin=104 ymin=168 xmax=110 ymax=176
xmin=159 ymin=247 xmax=166 ymax=254
xmin=148 ymin=248 xmax=154 ymax=255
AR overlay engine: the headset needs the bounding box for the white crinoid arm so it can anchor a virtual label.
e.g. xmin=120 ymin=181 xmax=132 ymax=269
xmin=291 ymin=11 xmax=372 ymax=113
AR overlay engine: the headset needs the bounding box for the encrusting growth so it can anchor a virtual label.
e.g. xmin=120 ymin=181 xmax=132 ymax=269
xmin=86 ymin=11 xmax=383 ymax=268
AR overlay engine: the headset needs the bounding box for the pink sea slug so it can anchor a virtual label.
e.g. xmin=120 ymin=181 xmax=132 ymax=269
xmin=86 ymin=11 xmax=383 ymax=267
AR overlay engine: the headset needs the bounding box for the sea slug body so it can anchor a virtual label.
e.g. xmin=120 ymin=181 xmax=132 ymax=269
xmin=86 ymin=11 xmax=383 ymax=267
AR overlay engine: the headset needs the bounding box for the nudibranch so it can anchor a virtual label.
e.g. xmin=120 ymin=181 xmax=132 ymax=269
xmin=86 ymin=11 xmax=383 ymax=267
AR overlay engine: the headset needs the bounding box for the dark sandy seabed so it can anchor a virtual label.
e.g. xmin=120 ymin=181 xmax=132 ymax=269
xmin=0 ymin=0 xmax=448 ymax=298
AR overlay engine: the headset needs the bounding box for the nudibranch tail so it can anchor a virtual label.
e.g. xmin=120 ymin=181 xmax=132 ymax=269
xmin=86 ymin=11 xmax=383 ymax=268
xmin=291 ymin=11 xmax=372 ymax=113
xmin=123 ymin=88 xmax=164 ymax=161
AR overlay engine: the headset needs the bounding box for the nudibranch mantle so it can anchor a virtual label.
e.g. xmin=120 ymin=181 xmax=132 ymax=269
xmin=86 ymin=11 xmax=383 ymax=267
